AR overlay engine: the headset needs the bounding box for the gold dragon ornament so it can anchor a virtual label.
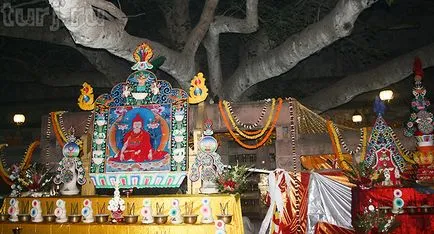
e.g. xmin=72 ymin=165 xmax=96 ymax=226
xmin=78 ymin=82 xmax=95 ymax=110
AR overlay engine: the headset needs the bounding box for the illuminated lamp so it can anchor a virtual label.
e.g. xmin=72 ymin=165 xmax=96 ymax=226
xmin=379 ymin=90 xmax=394 ymax=101
xmin=13 ymin=114 xmax=25 ymax=126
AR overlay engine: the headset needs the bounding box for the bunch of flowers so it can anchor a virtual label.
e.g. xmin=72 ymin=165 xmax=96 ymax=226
xmin=343 ymin=161 xmax=384 ymax=189
xmin=354 ymin=205 xmax=400 ymax=233
xmin=9 ymin=163 xmax=53 ymax=197
xmin=216 ymin=165 xmax=250 ymax=194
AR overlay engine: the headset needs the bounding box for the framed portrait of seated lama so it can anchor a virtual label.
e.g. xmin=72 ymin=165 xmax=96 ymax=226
xmin=89 ymin=43 xmax=188 ymax=189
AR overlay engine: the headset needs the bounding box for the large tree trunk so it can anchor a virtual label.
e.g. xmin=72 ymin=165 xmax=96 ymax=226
xmin=48 ymin=0 xmax=218 ymax=90
xmin=224 ymin=0 xmax=377 ymax=100
xmin=301 ymin=42 xmax=434 ymax=112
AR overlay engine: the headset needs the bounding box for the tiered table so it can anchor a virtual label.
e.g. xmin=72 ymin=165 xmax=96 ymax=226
xmin=0 ymin=194 xmax=243 ymax=234
xmin=352 ymin=187 xmax=434 ymax=234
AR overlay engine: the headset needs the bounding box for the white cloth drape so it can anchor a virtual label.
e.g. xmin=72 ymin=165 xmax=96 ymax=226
xmin=306 ymin=172 xmax=353 ymax=233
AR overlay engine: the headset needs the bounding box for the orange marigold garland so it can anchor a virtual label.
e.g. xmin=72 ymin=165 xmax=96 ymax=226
xmin=51 ymin=112 xmax=65 ymax=148
xmin=219 ymin=98 xmax=283 ymax=149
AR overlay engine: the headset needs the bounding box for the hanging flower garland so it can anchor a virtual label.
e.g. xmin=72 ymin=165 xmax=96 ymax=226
xmin=326 ymin=121 xmax=349 ymax=170
xmin=332 ymin=123 xmax=367 ymax=156
xmin=287 ymin=97 xmax=301 ymax=233
xmin=222 ymin=98 xmax=276 ymax=139
xmin=50 ymin=111 xmax=93 ymax=149
xmin=51 ymin=111 xmax=66 ymax=148
xmin=224 ymin=99 xmax=271 ymax=130
xmin=391 ymin=131 xmax=415 ymax=163
xmin=218 ymin=98 xmax=283 ymax=149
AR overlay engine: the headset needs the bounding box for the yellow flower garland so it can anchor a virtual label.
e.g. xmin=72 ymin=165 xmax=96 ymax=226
xmin=359 ymin=127 xmax=368 ymax=161
xmin=51 ymin=112 xmax=65 ymax=148
xmin=219 ymin=98 xmax=283 ymax=149
xmin=222 ymin=98 xmax=275 ymax=139
xmin=326 ymin=120 xmax=349 ymax=170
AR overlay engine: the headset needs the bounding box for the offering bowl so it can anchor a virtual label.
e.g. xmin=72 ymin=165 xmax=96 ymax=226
xmin=67 ymin=214 xmax=82 ymax=223
xmin=153 ymin=215 xmax=168 ymax=224
xmin=216 ymin=214 xmax=232 ymax=224
xmin=0 ymin=214 xmax=10 ymax=222
xmin=182 ymin=214 xmax=198 ymax=224
xmin=17 ymin=214 xmax=30 ymax=222
xmin=95 ymin=214 xmax=109 ymax=223
xmin=43 ymin=214 xmax=56 ymax=223
xmin=124 ymin=215 xmax=138 ymax=224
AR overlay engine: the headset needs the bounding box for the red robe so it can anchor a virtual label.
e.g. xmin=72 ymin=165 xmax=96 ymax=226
xmin=111 ymin=130 xmax=166 ymax=162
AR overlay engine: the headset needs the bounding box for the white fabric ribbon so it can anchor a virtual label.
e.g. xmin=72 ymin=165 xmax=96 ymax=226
xmin=259 ymin=169 xmax=291 ymax=234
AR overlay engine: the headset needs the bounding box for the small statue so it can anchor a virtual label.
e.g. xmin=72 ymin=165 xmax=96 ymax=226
xmin=190 ymin=120 xmax=224 ymax=194
xmin=200 ymin=198 xmax=214 ymax=224
xmin=54 ymin=199 xmax=67 ymax=223
xmin=53 ymin=128 xmax=86 ymax=195
xmin=108 ymin=180 xmax=125 ymax=223
xmin=140 ymin=199 xmax=153 ymax=224
xmin=169 ymin=199 xmax=182 ymax=224
xmin=8 ymin=198 xmax=19 ymax=222
xmin=81 ymin=199 xmax=94 ymax=223
xmin=30 ymin=199 xmax=43 ymax=222
xmin=215 ymin=219 xmax=227 ymax=234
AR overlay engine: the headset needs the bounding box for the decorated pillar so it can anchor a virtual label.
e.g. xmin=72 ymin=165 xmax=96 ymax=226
xmin=364 ymin=98 xmax=406 ymax=186
xmin=404 ymin=57 xmax=434 ymax=184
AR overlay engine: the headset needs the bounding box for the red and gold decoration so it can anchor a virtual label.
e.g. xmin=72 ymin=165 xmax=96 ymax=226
xmin=0 ymin=141 xmax=39 ymax=186
xmin=77 ymin=82 xmax=95 ymax=111
xmin=403 ymin=57 xmax=434 ymax=185
xmin=364 ymin=97 xmax=406 ymax=186
xmin=188 ymin=72 xmax=208 ymax=104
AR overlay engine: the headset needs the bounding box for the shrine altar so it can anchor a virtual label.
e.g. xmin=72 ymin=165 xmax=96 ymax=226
xmin=0 ymin=194 xmax=243 ymax=234
xmin=351 ymin=187 xmax=434 ymax=234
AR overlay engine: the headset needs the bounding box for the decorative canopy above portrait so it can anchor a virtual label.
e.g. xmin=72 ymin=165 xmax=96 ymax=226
xmin=90 ymin=43 xmax=188 ymax=189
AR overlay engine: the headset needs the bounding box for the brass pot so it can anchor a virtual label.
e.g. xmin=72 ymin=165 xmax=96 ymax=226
xmin=17 ymin=214 xmax=31 ymax=222
xmin=153 ymin=215 xmax=168 ymax=224
xmin=216 ymin=214 xmax=232 ymax=224
xmin=95 ymin=214 xmax=109 ymax=223
xmin=68 ymin=214 xmax=82 ymax=223
xmin=43 ymin=214 xmax=56 ymax=223
xmin=0 ymin=214 xmax=10 ymax=222
xmin=182 ymin=214 xmax=197 ymax=224
xmin=124 ymin=215 xmax=138 ymax=224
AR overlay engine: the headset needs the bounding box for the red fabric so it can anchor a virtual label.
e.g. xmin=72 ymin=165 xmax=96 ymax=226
xmin=352 ymin=187 xmax=434 ymax=234
xmin=413 ymin=57 xmax=424 ymax=77
xmin=264 ymin=172 xmax=310 ymax=234
xmin=314 ymin=222 xmax=355 ymax=234
xmin=110 ymin=130 xmax=166 ymax=162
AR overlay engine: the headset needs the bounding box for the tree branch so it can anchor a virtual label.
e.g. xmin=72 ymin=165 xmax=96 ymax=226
xmin=182 ymin=0 xmax=218 ymax=57
xmin=203 ymin=0 xmax=259 ymax=97
xmin=301 ymin=42 xmax=434 ymax=112
xmin=88 ymin=0 xmax=127 ymax=27
xmin=161 ymin=0 xmax=191 ymax=50
xmin=48 ymin=0 xmax=194 ymax=89
xmin=225 ymin=0 xmax=377 ymax=100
